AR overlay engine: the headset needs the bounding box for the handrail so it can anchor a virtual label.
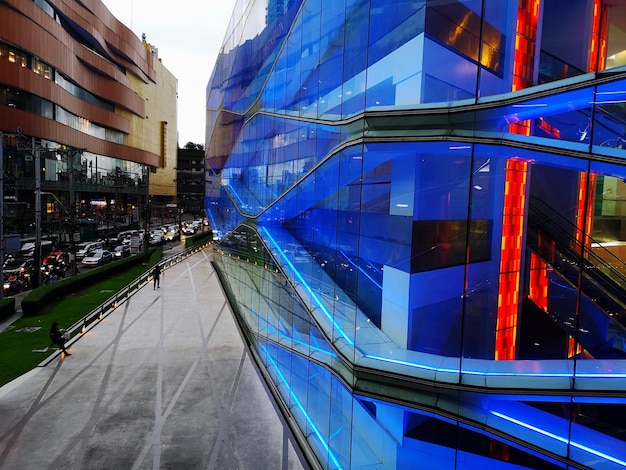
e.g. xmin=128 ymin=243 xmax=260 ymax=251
xmin=529 ymin=196 xmax=626 ymax=291
xmin=38 ymin=241 xmax=212 ymax=365
xmin=528 ymin=196 xmax=626 ymax=327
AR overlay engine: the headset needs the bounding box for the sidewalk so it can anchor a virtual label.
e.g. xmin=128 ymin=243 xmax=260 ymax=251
xmin=0 ymin=246 xmax=306 ymax=469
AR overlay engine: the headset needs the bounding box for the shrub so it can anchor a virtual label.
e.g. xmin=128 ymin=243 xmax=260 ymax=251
xmin=21 ymin=248 xmax=159 ymax=317
xmin=0 ymin=297 xmax=16 ymax=321
xmin=185 ymin=231 xmax=212 ymax=248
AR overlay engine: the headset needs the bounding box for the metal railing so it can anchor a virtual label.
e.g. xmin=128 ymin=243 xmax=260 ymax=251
xmin=38 ymin=241 xmax=212 ymax=365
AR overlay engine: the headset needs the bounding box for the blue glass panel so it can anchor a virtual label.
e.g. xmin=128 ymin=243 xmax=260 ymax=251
xmin=540 ymin=1 xmax=590 ymax=81
xmin=221 ymin=0 xmax=303 ymax=113
xmin=221 ymin=116 xmax=343 ymax=216
xmin=501 ymin=86 xmax=595 ymax=150
xmin=367 ymin=0 xmax=425 ymax=65
xmin=462 ymin=146 xmax=503 ymax=360
xmin=261 ymin=4 xmax=304 ymax=114
xmin=314 ymin=0 xmax=346 ymax=119
xmin=291 ymin=0 xmax=321 ymax=118
xmin=591 ymin=79 xmax=626 ymax=159
xmin=306 ymin=364 xmax=331 ymax=464
xmin=365 ymin=1 xmax=426 ymax=110
xmin=310 ymin=157 xmax=340 ymax=297
xmin=329 ymin=377 xmax=352 ymax=470
xmin=339 ymin=0 xmax=370 ymax=118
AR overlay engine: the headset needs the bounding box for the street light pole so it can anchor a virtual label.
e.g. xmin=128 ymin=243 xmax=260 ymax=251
xmin=40 ymin=191 xmax=76 ymax=276
xmin=68 ymin=151 xmax=77 ymax=276
xmin=34 ymin=146 xmax=42 ymax=287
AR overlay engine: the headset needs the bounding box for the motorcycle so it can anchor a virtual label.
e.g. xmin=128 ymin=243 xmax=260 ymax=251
xmin=3 ymin=272 xmax=30 ymax=296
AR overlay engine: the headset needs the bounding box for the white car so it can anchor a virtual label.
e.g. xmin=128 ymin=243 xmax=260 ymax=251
xmin=112 ymin=245 xmax=130 ymax=259
xmin=149 ymin=233 xmax=164 ymax=245
xmin=181 ymin=225 xmax=195 ymax=235
xmin=76 ymin=241 xmax=104 ymax=260
xmin=81 ymin=250 xmax=113 ymax=267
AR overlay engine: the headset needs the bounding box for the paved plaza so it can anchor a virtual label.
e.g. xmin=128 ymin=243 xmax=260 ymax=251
xmin=0 ymin=247 xmax=306 ymax=469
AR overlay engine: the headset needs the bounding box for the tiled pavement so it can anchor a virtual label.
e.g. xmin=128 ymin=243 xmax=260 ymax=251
xmin=0 ymin=246 xmax=307 ymax=469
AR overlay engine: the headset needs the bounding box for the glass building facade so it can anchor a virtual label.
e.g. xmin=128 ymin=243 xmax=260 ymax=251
xmin=205 ymin=1 xmax=626 ymax=468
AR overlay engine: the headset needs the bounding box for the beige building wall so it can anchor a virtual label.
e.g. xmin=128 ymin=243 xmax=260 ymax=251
xmin=118 ymin=42 xmax=178 ymax=200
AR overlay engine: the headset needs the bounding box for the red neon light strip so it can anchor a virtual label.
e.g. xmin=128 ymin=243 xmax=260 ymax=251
xmin=512 ymin=0 xmax=540 ymax=92
xmin=588 ymin=0 xmax=608 ymax=72
xmin=574 ymin=172 xmax=596 ymax=254
xmin=528 ymin=253 xmax=548 ymax=311
xmin=495 ymin=159 xmax=528 ymax=360
xmin=538 ymin=117 xmax=561 ymax=138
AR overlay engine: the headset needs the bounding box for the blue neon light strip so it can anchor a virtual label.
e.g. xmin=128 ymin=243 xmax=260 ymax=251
xmin=206 ymin=204 xmax=218 ymax=229
xmin=492 ymin=411 xmax=626 ymax=467
xmin=261 ymin=227 xmax=355 ymax=346
xmin=366 ymin=354 xmax=574 ymax=379
xmin=365 ymin=354 xmax=459 ymax=374
xmin=338 ymin=250 xmax=382 ymax=290
xmin=574 ymin=372 xmax=626 ymax=378
xmin=226 ymin=183 xmax=246 ymax=208
xmin=262 ymin=345 xmax=344 ymax=470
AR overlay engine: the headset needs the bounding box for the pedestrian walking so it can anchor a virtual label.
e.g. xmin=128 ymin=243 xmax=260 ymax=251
xmin=50 ymin=322 xmax=71 ymax=355
xmin=152 ymin=264 xmax=161 ymax=289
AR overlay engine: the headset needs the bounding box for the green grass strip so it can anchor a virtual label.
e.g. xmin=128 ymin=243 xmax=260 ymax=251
xmin=0 ymin=249 xmax=162 ymax=387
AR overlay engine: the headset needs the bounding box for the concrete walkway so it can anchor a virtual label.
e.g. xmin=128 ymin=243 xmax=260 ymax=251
xmin=0 ymin=247 xmax=306 ymax=469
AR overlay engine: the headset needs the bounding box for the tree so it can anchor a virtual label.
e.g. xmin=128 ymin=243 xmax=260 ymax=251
xmin=183 ymin=142 xmax=204 ymax=151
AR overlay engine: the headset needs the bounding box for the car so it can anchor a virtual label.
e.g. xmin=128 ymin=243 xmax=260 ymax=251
xmin=76 ymin=241 xmax=104 ymax=260
xmin=3 ymin=254 xmax=24 ymax=276
xmin=19 ymin=240 xmax=53 ymax=258
xmin=149 ymin=233 xmax=164 ymax=246
xmin=112 ymin=245 xmax=131 ymax=259
xmin=163 ymin=230 xmax=179 ymax=242
xmin=181 ymin=225 xmax=195 ymax=235
xmin=117 ymin=230 xmax=133 ymax=241
xmin=80 ymin=250 xmax=113 ymax=267
xmin=42 ymin=251 xmax=69 ymax=272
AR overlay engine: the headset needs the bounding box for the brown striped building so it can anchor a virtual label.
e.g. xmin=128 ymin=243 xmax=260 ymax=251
xmin=0 ymin=0 xmax=177 ymax=236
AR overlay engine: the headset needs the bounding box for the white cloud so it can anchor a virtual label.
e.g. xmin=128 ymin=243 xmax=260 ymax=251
xmin=102 ymin=0 xmax=236 ymax=145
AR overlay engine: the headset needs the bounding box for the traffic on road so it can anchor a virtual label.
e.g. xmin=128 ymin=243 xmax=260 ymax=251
xmin=1 ymin=218 xmax=209 ymax=297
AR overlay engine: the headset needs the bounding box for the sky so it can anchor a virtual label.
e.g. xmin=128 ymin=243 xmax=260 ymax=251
xmin=102 ymin=0 xmax=237 ymax=146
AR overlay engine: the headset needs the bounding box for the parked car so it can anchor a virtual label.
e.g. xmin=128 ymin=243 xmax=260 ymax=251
xmin=112 ymin=245 xmax=130 ymax=259
xmin=80 ymin=250 xmax=112 ymax=267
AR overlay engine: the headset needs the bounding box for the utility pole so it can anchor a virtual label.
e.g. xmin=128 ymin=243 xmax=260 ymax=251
xmin=15 ymin=131 xmax=84 ymax=283
xmin=34 ymin=144 xmax=42 ymax=288
xmin=68 ymin=151 xmax=77 ymax=276
xmin=141 ymin=169 xmax=151 ymax=251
